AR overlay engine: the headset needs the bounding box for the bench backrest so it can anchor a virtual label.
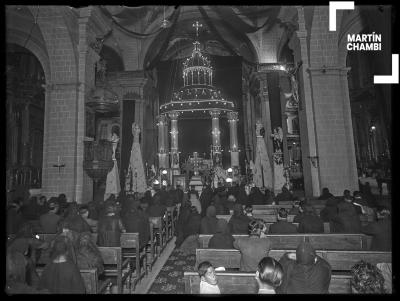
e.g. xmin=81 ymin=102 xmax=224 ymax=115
xmin=37 ymin=233 xmax=98 ymax=244
xmin=198 ymin=233 xmax=368 ymax=250
xmin=120 ymin=232 xmax=140 ymax=249
xmin=36 ymin=267 xmax=99 ymax=294
xmin=195 ymin=249 xmax=391 ymax=271
xmin=98 ymin=246 xmax=122 ymax=267
xmin=183 ymin=271 xmax=352 ymax=294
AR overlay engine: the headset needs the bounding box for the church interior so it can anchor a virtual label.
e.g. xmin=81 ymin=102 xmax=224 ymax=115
xmin=6 ymin=5 xmax=393 ymax=294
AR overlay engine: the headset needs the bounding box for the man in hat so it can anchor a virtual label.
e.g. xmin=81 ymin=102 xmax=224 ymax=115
xmin=233 ymin=219 xmax=271 ymax=271
xmin=277 ymin=241 xmax=332 ymax=294
xmin=79 ymin=205 xmax=98 ymax=233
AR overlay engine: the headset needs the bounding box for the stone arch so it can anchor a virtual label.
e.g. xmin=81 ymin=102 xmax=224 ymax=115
xmin=6 ymin=29 xmax=51 ymax=84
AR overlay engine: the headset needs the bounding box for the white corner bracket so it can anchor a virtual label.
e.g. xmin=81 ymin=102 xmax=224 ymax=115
xmin=329 ymin=1 xmax=355 ymax=31
xmin=374 ymin=54 xmax=399 ymax=84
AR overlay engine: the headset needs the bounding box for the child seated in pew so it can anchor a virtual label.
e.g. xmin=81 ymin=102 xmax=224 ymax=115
xmin=256 ymin=257 xmax=284 ymax=294
xmin=198 ymin=261 xmax=221 ymax=294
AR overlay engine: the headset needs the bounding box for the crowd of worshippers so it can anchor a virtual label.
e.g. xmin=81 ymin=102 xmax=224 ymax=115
xmin=197 ymin=243 xmax=391 ymax=294
xmin=6 ymin=182 xmax=391 ymax=294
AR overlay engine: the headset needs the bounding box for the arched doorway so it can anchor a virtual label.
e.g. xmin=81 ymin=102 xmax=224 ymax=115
xmin=6 ymin=43 xmax=46 ymax=200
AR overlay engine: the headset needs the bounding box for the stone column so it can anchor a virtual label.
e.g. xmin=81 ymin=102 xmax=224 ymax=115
xmin=157 ymin=114 xmax=168 ymax=169
xmin=169 ymin=111 xmax=180 ymax=174
xmin=288 ymin=6 xmax=320 ymax=197
xmin=227 ymin=111 xmax=239 ymax=167
xmin=256 ymin=73 xmax=274 ymax=167
xmin=210 ymin=110 xmax=222 ymax=163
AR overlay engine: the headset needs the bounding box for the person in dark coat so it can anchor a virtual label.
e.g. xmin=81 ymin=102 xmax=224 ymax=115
xmin=199 ymin=185 xmax=214 ymax=217
xmin=319 ymin=196 xmax=339 ymax=222
xmin=318 ymin=187 xmax=334 ymax=200
xmin=293 ymin=200 xmax=307 ymax=223
xmin=21 ymin=197 xmax=41 ymax=221
xmin=175 ymin=199 xmax=192 ymax=247
xmin=200 ymin=205 xmax=219 ymax=234
xmin=7 ymin=198 xmax=25 ymax=235
xmin=288 ymin=198 xmax=301 ymax=216
xmin=212 ymin=189 xmax=230 ymax=215
xmin=262 ymin=188 xmax=274 ymax=205
xmin=228 ymin=203 xmax=252 ymax=234
xmin=178 ymin=206 xmax=202 ymax=254
xmin=248 ymin=187 xmax=265 ymax=205
xmin=39 ymin=199 xmax=61 ymax=233
xmin=75 ymin=232 xmax=104 ymax=274
xmin=224 ymin=193 xmax=237 ymax=211
xmin=61 ymin=203 xmax=92 ymax=233
xmin=146 ymin=194 xmax=167 ymax=218
xmin=6 ymin=251 xmax=49 ymax=294
xmin=236 ymin=184 xmax=249 ymax=206
xmin=361 ymin=182 xmax=378 ymax=208
xmin=38 ymin=236 xmax=86 ymax=294
xmin=122 ymin=201 xmax=150 ymax=250
xmin=277 ymin=242 xmax=331 ymax=294
xmin=233 ymin=219 xmax=271 ymax=272
xmin=297 ymin=205 xmax=324 ymax=233
xmin=331 ymin=201 xmax=361 ymax=233
xmin=7 ymin=223 xmax=49 ymax=288
xmin=97 ymin=205 xmax=126 ymax=247
xmin=208 ymin=219 xmax=235 ymax=249
xmin=269 ymin=208 xmax=298 ymax=234
xmin=361 ymin=207 xmax=391 ymax=251
xmin=275 ymin=186 xmax=294 ymax=204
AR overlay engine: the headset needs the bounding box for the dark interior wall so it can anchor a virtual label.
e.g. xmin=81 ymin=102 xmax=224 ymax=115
xmin=157 ymin=55 xmax=244 ymax=170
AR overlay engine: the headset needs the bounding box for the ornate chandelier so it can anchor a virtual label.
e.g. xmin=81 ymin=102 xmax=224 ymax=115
xmin=159 ymin=21 xmax=235 ymax=117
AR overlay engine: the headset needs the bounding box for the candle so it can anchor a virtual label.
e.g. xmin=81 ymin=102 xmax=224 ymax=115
xmin=57 ymin=156 xmax=60 ymax=165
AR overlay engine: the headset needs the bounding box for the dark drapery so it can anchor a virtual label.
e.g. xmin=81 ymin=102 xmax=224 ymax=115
xmin=120 ymin=99 xmax=135 ymax=191
xmin=267 ymin=72 xmax=282 ymax=130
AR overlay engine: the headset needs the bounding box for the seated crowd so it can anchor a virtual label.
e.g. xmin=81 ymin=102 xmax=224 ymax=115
xmin=6 ymin=182 xmax=391 ymax=294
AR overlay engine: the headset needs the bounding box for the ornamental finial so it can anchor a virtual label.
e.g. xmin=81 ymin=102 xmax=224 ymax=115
xmin=193 ymin=21 xmax=202 ymax=38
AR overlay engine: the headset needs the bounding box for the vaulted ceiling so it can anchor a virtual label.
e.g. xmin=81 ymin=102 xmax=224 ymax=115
xmin=101 ymin=5 xmax=294 ymax=68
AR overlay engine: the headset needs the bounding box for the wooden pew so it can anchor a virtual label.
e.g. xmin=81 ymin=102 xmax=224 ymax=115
xmin=198 ymin=233 xmax=369 ymax=250
xmin=149 ymin=216 xmax=167 ymax=257
xmin=183 ymin=271 xmax=352 ymax=293
xmin=120 ymin=233 xmax=147 ymax=291
xmin=37 ymin=233 xmax=98 ymax=244
xmin=98 ymin=246 xmax=131 ymax=294
xmin=36 ymin=267 xmax=111 ymax=294
xmin=195 ymin=248 xmax=391 ymax=271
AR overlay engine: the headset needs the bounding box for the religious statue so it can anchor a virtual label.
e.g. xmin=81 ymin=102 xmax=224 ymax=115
xmin=271 ymin=127 xmax=284 ymax=153
xmin=96 ymin=58 xmax=107 ymax=85
xmin=104 ymin=126 xmax=121 ymax=200
xmin=125 ymin=123 xmax=147 ymax=194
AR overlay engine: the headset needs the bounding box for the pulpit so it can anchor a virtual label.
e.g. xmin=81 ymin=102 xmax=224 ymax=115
xmin=83 ymin=139 xmax=114 ymax=200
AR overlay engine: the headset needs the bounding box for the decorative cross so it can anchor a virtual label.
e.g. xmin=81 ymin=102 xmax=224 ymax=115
xmin=193 ymin=21 xmax=202 ymax=37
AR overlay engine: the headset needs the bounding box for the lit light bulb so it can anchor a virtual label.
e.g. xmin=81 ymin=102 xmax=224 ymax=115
xmin=227 ymin=168 xmax=233 ymax=173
